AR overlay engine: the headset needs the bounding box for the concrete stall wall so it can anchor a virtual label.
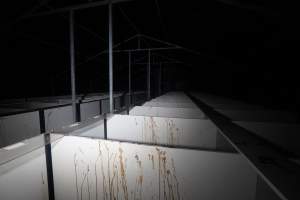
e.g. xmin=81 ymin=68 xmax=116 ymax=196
xmin=132 ymin=92 xmax=147 ymax=105
xmin=0 ymin=147 xmax=48 ymax=200
xmin=0 ymin=112 xmax=41 ymax=148
xmin=123 ymin=92 xmax=147 ymax=106
xmin=77 ymin=114 xmax=234 ymax=152
xmin=152 ymin=93 xmax=193 ymax=103
xmin=107 ymin=115 xmax=218 ymax=148
xmin=80 ymin=101 xmax=100 ymax=122
xmin=0 ymin=136 xmax=258 ymax=200
xmin=0 ymin=108 xmax=27 ymax=116
xmin=51 ymin=136 xmax=257 ymax=200
xmin=143 ymin=101 xmax=198 ymax=108
xmin=130 ymin=106 xmax=206 ymax=119
xmin=0 ymin=92 xmax=148 ymax=148
xmin=71 ymin=120 xmax=105 ymax=139
xmin=114 ymin=96 xmax=121 ymax=110
xmin=101 ymin=99 xmax=110 ymax=114
xmin=124 ymin=94 xmax=130 ymax=106
xmin=44 ymin=106 xmax=73 ymax=132
xmin=0 ymin=92 xmax=283 ymax=200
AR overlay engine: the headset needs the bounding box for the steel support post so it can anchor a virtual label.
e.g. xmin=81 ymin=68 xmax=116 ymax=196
xmin=109 ymin=2 xmax=114 ymax=113
xmin=69 ymin=10 xmax=77 ymax=122
xmin=44 ymin=133 xmax=55 ymax=200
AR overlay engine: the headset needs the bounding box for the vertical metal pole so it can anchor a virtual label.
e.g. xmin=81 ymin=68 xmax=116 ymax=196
xmin=99 ymin=100 xmax=102 ymax=115
xmin=44 ymin=133 xmax=55 ymax=200
xmin=70 ymin=10 xmax=77 ymax=122
xmin=128 ymin=51 xmax=131 ymax=105
xmin=158 ymin=62 xmax=162 ymax=96
xmin=104 ymin=113 xmax=107 ymax=139
xmin=109 ymin=2 xmax=114 ymax=113
xmin=147 ymin=50 xmax=151 ymax=100
xmin=39 ymin=109 xmax=45 ymax=133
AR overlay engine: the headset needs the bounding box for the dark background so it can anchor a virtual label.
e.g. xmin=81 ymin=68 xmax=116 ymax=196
xmin=0 ymin=0 xmax=299 ymax=112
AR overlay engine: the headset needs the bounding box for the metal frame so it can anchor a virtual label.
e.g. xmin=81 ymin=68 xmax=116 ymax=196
xmin=69 ymin=10 xmax=77 ymax=122
xmin=112 ymin=46 xmax=180 ymax=53
xmin=23 ymin=0 xmax=134 ymax=18
xmin=44 ymin=133 xmax=55 ymax=200
xmin=109 ymin=2 xmax=114 ymax=113
xmin=134 ymin=61 xmax=181 ymax=65
xmin=19 ymin=0 xmax=196 ymax=123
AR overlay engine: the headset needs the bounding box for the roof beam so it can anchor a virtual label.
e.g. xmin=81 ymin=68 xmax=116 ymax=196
xmin=134 ymin=61 xmax=181 ymax=65
xmin=24 ymin=0 xmax=135 ymax=18
xmin=112 ymin=46 xmax=181 ymax=53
